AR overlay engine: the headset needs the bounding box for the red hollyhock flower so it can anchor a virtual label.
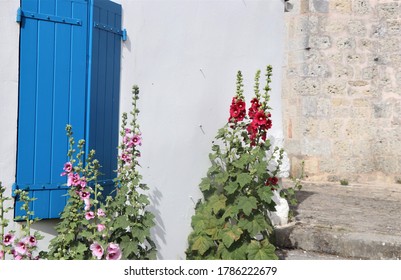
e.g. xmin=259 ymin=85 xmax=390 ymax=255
xmin=230 ymin=104 xmax=241 ymax=118
xmin=254 ymin=111 xmax=267 ymax=126
xmin=265 ymin=177 xmax=279 ymax=186
xmin=236 ymin=100 xmax=246 ymax=111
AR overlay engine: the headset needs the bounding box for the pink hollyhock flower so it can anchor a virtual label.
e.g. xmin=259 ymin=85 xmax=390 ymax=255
xmin=85 ymin=211 xmax=95 ymax=220
xmin=67 ymin=173 xmax=81 ymax=187
xmin=131 ymin=134 xmax=142 ymax=146
xmin=84 ymin=198 xmax=91 ymax=211
xmin=23 ymin=235 xmax=37 ymax=247
xmin=14 ymin=254 xmax=23 ymax=260
xmin=0 ymin=250 xmax=4 ymax=259
xmin=97 ymin=208 xmax=106 ymax=217
xmin=3 ymin=233 xmax=15 ymax=246
xmin=79 ymin=177 xmax=87 ymax=188
xmin=106 ymin=243 xmax=122 ymax=260
xmin=90 ymin=242 xmax=104 ymax=260
xmin=63 ymin=162 xmax=73 ymax=173
xmin=123 ymin=135 xmax=132 ymax=146
xmin=79 ymin=191 xmax=90 ymax=200
xmin=97 ymin=224 xmax=106 ymax=232
xmin=121 ymin=153 xmax=132 ymax=163
xmin=15 ymin=241 xmax=27 ymax=255
xmin=125 ymin=128 xmax=132 ymax=134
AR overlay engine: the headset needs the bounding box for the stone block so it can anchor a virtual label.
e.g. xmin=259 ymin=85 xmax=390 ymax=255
xmin=324 ymin=21 xmax=345 ymax=33
xmin=387 ymin=20 xmax=401 ymax=36
xmin=296 ymin=78 xmax=321 ymax=95
xmin=348 ymin=20 xmax=367 ymax=36
xmin=346 ymin=53 xmax=365 ymax=64
xmin=330 ymin=0 xmax=352 ymax=13
xmin=361 ymin=66 xmax=378 ymax=80
xmin=352 ymin=99 xmax=369 ymax=107
xmin=303 ymin=63 xmax=330 ymax=77
xmin=352 ymin=0 xmax=370 ymax=15
xmin=301 ymin=138 xmax=332 ymax=156
xmin=303 ymin=157 xmax=320 ymax=174
xmin=348 ymin=80 xmax=369 ymax=87
xmin=358 ymin=38 xmax=378 ymax=52
xmin=311 ymin=0 xmax=329 ymax=13
xmin=371 ymin=23 xmax=387 ymax=38
xmin=334 ymin=65 xmax=353 ymax=79
xmin=327 ymin=53 xmax=343 ymax=64
xmin=373 ymin=102 xmax=391 ymax=118
xmin=302 ymin=96 xmax=318 ymax=117
xmin=380 ymin=37 xmax=400 ymax=53
xmin=351 ymin=106 xmax=371 ymax=119
xmin=324 ymin=81 xmax=347 ymax=95
xmin=377 ymin=3 xmax=399 ymax=20
xmin=336 ymin=37 xmax=356 ymax=49
xmin=309 ymin=35 xmax=332 ymax=49
xmin=317 ymin=98 xmax=331 ymax=117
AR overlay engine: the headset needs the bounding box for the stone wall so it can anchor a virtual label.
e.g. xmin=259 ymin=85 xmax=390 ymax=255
xmin=283 ymin=0 xmax=401 ymax=183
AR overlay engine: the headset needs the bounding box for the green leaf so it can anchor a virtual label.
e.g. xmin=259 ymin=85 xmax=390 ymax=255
xmin=191 ymin=235 xmax=214 ymax=255
xmin=238 ymin=214 xmax=268 ymax=236
xmin=237 ymin=196 xmax=257 ymax=216
xmin=224 ymin=182 xmax=239 ymax=195
xmin=208 ymin=194 xmax=227 ymax=214
xmin=246 ymin=240 xmax=278 ymax=260
xmin=257 ymin=187 xmax=273 ymax=204
xmin=221 ymin=225 xmax=243 ymax=248
xmin=232 ymin=154 xmax=250 ymax=169
xmin=222 ymin=205 xmax=239 ymax=219
xmin=221 ymin=242 xmax=248 ymax=260
xmin=236 ymin=173 xmax=252 ymax=188
xmin=215 ymin=172 xmax=229 ymax=185
xmin=199 ymin=177 xmax=211 ymax=191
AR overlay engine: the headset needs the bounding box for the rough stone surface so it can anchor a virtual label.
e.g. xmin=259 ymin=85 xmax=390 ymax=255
xmin=283 ymin=0 xmax=401 ymax=183
xmin=274 ymin=180 xmax=401 ymax=259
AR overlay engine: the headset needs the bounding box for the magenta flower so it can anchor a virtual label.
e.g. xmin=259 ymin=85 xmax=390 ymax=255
xmin=131 ymin=134 xmax=142 ymax=146
xmin=3 ymin=233 xmax=15 ymax=246
xmin=14 ymin=254 xmax=23 ymax=260
xmin=106 ymin=243 xmax=122 ymax=260
xmin=97 ymin=224 xmax=106 ymax=232
xmin=24 ymin=235 xmax=37 ymax=247
xmin=0 ymin=250 xmax=4 ymax=259
xmin=79 ymin=191 xmax=90 ymax=200
xmin=121 ymin=153 xmax=132 ymax=163
xmin=85 ymin=211 xmax=95 ymax=220
xmin=67 ymin=173 xmax=81 ymax=187
xmin=64 ymin=162 xmax=73 ymax=173
xmin=15 ymin=241 xmax=27 ymax=255
xmin=79 ymin=177 xmax=87 ymax=188
xmin=97 ymin=208 xmax=106 ymax=217
xmin=125 ymin=128 xmax=132 ymax=134
xmin=90 ymin=242 xmax=104 ymax=260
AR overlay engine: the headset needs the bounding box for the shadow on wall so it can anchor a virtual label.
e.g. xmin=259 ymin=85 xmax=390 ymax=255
xmin=148 ymin=187 xmax=166 ymax=259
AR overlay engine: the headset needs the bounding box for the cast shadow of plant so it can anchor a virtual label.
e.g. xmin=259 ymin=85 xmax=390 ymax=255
xmin=147 ymin=187 xmax=165 ymax=260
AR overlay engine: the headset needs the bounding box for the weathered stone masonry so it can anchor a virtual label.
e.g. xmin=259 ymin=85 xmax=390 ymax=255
xmin=283 ymin=0 xmax=401 ymax=183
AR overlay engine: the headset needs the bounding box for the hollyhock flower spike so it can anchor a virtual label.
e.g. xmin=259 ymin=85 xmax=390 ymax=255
xmin=90 ymin=242 xmax=104 ymax=260
xmin=106 ymin=243 xmax=122 ymax=260
xmin=3 ymin=233 xmax=15 ymax=246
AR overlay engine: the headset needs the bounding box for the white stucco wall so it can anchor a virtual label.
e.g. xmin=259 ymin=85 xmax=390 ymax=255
xmin=0 ymin=0 xmax=284 ymax=259
xmin=116 ymin=0 xmax=285 ymax=259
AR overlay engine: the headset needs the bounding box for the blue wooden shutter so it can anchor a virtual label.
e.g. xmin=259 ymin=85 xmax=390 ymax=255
xmin=87 ymin=0 xmax=122 ymax=194
xmin=14 ymin=0 xmax=123 ymax=219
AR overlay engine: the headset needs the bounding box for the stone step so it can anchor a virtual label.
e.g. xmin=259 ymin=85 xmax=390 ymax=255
xmin=274 ymin=180 xmax=401 ymax=260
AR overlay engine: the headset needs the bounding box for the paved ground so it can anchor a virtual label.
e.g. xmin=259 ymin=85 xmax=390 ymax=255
xmin=274 ymin=180 xmax=401 ymax=260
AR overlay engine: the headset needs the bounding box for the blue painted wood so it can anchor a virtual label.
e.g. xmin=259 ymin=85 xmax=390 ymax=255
xmin=15 ymin=0 xmax=122 ymax=219
xmin=88 ymin=0 xmax=121 ymax=195
xmin=15 ymin=0 xmax=88 ymax=219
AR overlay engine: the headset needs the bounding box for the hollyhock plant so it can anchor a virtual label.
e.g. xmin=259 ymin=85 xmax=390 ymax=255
xmin=85 ymin=211 xmax=95 ymax=220
xmin=187 ymin=66 xmax=286 ymax=260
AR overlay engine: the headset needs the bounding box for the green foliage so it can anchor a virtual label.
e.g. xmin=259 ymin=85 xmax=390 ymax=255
xmin=186 ymin=66 xmax=280 ymax=260
xmin=340 ymin=179 xmax=349 ymax=186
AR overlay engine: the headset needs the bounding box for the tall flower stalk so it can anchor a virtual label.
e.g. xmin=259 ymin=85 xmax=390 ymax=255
xmin=105 ymin=85 xmax=156 ymax=260
xmin=186 ymin=66 xmax=283 ymax=260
